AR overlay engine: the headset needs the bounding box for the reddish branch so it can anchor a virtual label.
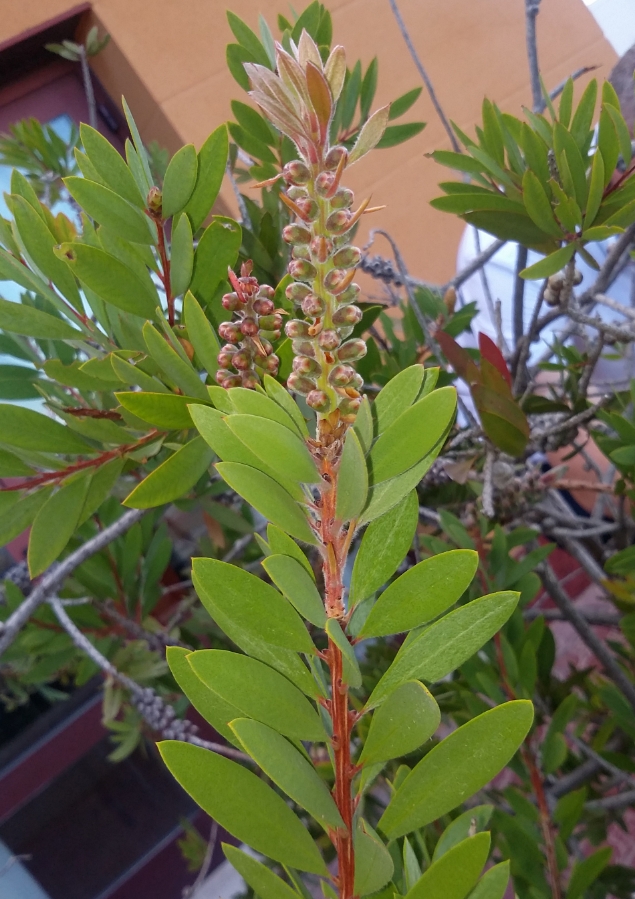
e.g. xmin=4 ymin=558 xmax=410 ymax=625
xmin=62 ymin=407 xmax=123 ymax=420
xmin=0 ymin=429 xmax=162 ymax=492
xmin=155 ymin=220 xmax=174 ymax=326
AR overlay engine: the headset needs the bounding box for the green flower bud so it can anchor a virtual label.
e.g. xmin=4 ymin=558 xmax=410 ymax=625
xmin=330 ymin=188 xmax=354 ymax=209
xmin=328 ymin=364 xmax=356 ymax=386
xmin=292 ymin=339 xmax=317 ymax=357
xmin=337 ymin=283 xmax=361 ymax=305
xmin=301 ymin=294 xmax=326 ymax=317
xmin=324 ymin=146 xmax=348 ymax=171
xmin=287 ymin=372 xmax=316 ymax=394
xmin=289 ymin=259 xmax=318 ymax=281
xmin=286 ymin=282 xmax=311 ymax=303
xmin=336 ymin=338 xmax=367 ymax=362
xmin=283 ymin=160 xmax=311 ymax=184
xmin=333 ymin=304 xmax=363 ymax=326
xmin=326 ymin=209 xmax=352 ymax=234
xmin=146 ymin=186 xmax=162 ymax=214
xmin=282 ymin=224 xmax=312 ymax=244
xmin=318 ymin=329 xmax=341 ymax=350
xmin=306 ymin=389 xmax=331 ymax=411
xmin=293 ymin=355 xmax=322 ymax=375
xmin=332 ymin=246 xmax=361 ymax=269
xmin=285 ymin=319 xmax=312 ymax=338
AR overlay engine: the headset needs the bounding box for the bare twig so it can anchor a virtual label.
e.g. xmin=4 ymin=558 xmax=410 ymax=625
xmin=482 ymin=450 xmax=495 ymax=518
xmin=568 ymin=733 xmax=635 ymax=790
xmin=525 ymin=0 xmax=543 ymax=112
xmin=513 ymin=246 xmax=529 ymax=347
xmin=0 ymin=508 xmax=147 ymax=658
xmin=446 ymin=238 xmax=507 ymax=291
xmin=183 ymin=821 xmax=219 ymax=899
xmin=387 ymin=0 xmax=461 ymax=153
xmin=538 ymin=562 xmax=635 ymax=714
xmin=585 ymin=789 xmax=635 ymax=812
xmin=78 ymin=46 xmax=97 ymax=129
xmin=545 ymin=66 xmax=600 ymax=107
xmin=524 ymin=608 xmax=621 ymax=627
xmin=531 ymin=397 xmax=609 ymax=441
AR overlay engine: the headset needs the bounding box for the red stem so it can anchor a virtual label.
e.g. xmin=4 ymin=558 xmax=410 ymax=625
xmin=156 ymin=221 xmax=174 ymax=326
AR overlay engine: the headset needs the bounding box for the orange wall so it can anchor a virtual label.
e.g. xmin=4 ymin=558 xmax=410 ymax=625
xmin=2 ymin=0 xmax=617 ymax=283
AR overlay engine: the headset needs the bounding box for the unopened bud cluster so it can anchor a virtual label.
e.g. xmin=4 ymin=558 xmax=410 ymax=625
xmin=543 ymin=267 xmax=583 ymax=307
xmin=216 ymin=261 xmax=281 ymax=389
xmin=281 ymin=148 xmax=365 ymax=419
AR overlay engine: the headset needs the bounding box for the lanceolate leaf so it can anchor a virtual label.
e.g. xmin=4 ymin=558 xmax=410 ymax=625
xmin=266 ymin=524 xmax=315 ymax=579
xmin=0 ymin=488 xmax=51 ymax=546
xmin=403 ymin=833 xmax=490 ymax=899
xmin=359 ymin=550 xmax=478 ymax=639
xmin=116 ymin=391 xmax=200 ymax=429
xmin=192 ymin=557 xmax=315 ymax=653
xmin=189 ymin=218 xmax=242 ymax=305
xmin=162 ymin=144 xmax=198 ymax=218
xmin=142 ymin=322 xmax=209 ymax=400
xmin=348 ymin=105 xmax=390 ymax=165
xmin=166 ymin=646 xmax=243 ymax=748
xmin=335 ymin=428 xmax=368 ymax=522
xmin=360 ymin=681 xmax=440 ymax=765
xmin=368 ymin=387 xmax=457 ymax=484
xmin=0 ymin=297 xmax=81 ymax=341
xmin=379 ymin=701 xmax=534 ymax=838
xmin=373 ymin=365 xmax=425 ymax=434
xmin=80 ymin=123 xmax=145 ymax=207
xmin=28 ymin=474 xmax=90 ymax=576
xmin=467 ymin=862 xmax=510 ymax=899
xmin=432 ymin=806 xmax=494 ymax=861
xmin=123 ymin=437 xmax=213 ymax=508
xmin=262 ymin=554 xmax=326 ymax=627
xmin=183 ymin=291 xmax=221 ymax=380
xmin=354 ymin=819 xmax=394 ymax=896
xmin=326 ymin=618 xmax=362 ymax=688
xmin=361 ymin=447 xmax=446 ymax=524
xmin=350 ymin=490 xmax=418 ymax=606
xmin=188 ymin=649 xmax=326 ymax=740
xmin=170 ymin=213 xmax=194 ymax=296
xmin=520 ymin=243 xmax=575 ymax=280
xmin=228 ymin=387 xmax=299 ymax=431
xmin=0 ymin=404 xmax=91 ymax=454
xmin=64 ymin=177 xmax=156 ymax=243
xmin=223 ymin=846 xmax=303 ymax=899
xmin=158 ymin=741 xmax=327 ymax=874
xmin=215 ymin=462 xmax=317 ymax=544
xmin=369 ymin=591 xmax=519 ymax=706
xmin=264 ymin=375 xmax=309 ymax=437
xmin=230 ymin=719 xmax=344 ymax=828
xmin=226 ymin=414 xmax=320 ymax=484
xmin=185 ymin=125 xmax=229 ymax=231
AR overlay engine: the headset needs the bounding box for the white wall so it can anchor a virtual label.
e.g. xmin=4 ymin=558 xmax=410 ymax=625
xmin=584 ymin=0 xmax=635 ymax=56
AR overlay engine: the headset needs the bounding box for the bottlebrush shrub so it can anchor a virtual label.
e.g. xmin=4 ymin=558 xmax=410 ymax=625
xmin=157 ymin=29 xmax=534 ymax=899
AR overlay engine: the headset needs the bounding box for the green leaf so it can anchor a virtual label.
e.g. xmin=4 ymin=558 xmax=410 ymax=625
xmin=361 ymin=450 xmax=443 ymax=525
xmin=111 ymin=355 xmax=169 ymax=393
xmin=0 ymin=297 xmax=80 ymax=341
xmin=598 ymin=107 xmax=620 ymax=187
xmin=264 ymin=375 xmax=309 ymax=437
xmin=350 ymin=490 xmax=418 ymax=606
xmin=226 ymin=414 xmax=320 ymax=484
xmin=232 ymin=100 xmax=276 ymax=146
xmin=231 ymin=719 xmax=344 ymax=828
xmin=379 ymin=701 xmax=534 ymax=838
xmin=584 ymin=149 xmax=605 ymax=228
xmin=566 ymin=847 xmax=612 ymax=899
xmin=229 ymin=387 xmax=299 ymax=431
xmin=64 ymin=177 xmax=155 ymax=243
xmin=185 ymin=125 xmax=229 ymax=231
xmin=336 ymin=429 xmax=368 ymax=522
xmin=0 ymin=404 xmax=90 ymax=454
xmin=466 ymin=862 xmax=510 ymax=899
xmin=359 ymin=549 xmax=478 ymax=639
xmin=184 ymin=291 xmax=220 ymax=380
xmin=216 ymin=462 xmax=317 ymax=544
xmin=389 ymin=87 xmax=422 ymax=120
xmin=605 ymin=103 xmax=632 ymax=168
xmin=360 ymin=57 xmax=378 ymax=120
xmin=404 ymin=834 xmax=490 ymax=899
xmin=122 ymin=97 xmax=152 ymax=189
xmin=226 ymin=43 xmax=257 ymax=91
xmin=0 ymin=488 xmax=51 ymax=546
xmin=326 ymin=618 xmax=362 ymax=688
xmin=124 ymin=437 xmax=213 ymax=508
xmin=349 ymin=106 xmax=390 ymax=165
xmin=80 ymin=124 xmax=145 ymax=207
xmin=166 ymin=646 xmax=242 ymax=747
xmin=376 ymin=122 xmax=426 ymax=149
xmin=189 ymin=405 xmax=304 ymax=499
xmin=162 ymin=144 xmax=198 ymax=218
xmin=227 ymin=11 xmax=271 ymax=67
xmin=158 ymin=742 xmax=326 ymax=874
xmin=521 ymin=170 xmax=562 ymax=237
xmin=78 ymin=458 xmax=124 ymax=525
xmin=369 ymin=387 xmax=456 ymax=484
xmin=360 ymin=681 xmax=440 ymax=765
xmin=519 ymin=243 xmax=575 ymax=280
xmin=11 ymin=197 xmax=82 ymax=307
xmin=0 ymin=448 xmax=33 ymax=477
xmin=570 ymin=79 xmax=598 ymax=149
xmin=188 ymin=650 xmax=326 ymax=740
xmin=223 ymin=846 xmax=302 ymax=899
xmin=192 ymin=557 xmax=315 ymax=653
xmin=116 ymin=391 xmax=199 ymax=429
xmin=353 ymin=395 xmax=373 ymax=454
xmin=266 ymin=524 xmax=315 ymax=578
xmin=60 ymin=243 xmax=158 ymax=319
xmin=262 ymin=554 xmax=325 ymax=627
xmin=432 ymin=806 xmax=494 ymax=861
xmin=170 ymin=213 xmax=194 ymax=296
xmin=354 ymin=820 xmax=394 ymax=897
xmin=142 ymin=322 xmax=209 ymax=399
xmin=28 ymin=474 xmax=91 ymax=576
xmin=369 ymin=592 xmax=519 ymax=707
xmin=190 ymin=218 xmax=242 ymax=304
xmin=374 ymin=365 xmax=425 ymax=434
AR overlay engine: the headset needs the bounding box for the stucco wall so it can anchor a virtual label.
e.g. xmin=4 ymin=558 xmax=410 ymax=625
xmin=1 ymin=0 xmax=618 ymax=282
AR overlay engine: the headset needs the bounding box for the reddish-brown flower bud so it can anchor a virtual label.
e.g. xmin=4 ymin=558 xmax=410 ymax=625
xmin=328 ymin=364 xmax=356 ymax=386
xmin=253 ymin=298 xmax=275 ymax=315
xmin=306 ymin=389 xmax=331 ymax=411
xmin=333 ymin=304 xmax=363 ymax=326
xmin=332 ymin=246 xmax=361 ymax=269
xmin=295 ymin=198 xmax=319 ymax=221
xmin=309 ymin=236 xmax=333 ymax=263
xmin=287 ymin=185 xmax=309 ymax=201
xmin=330 ymin=187 xmax=354 ymax=210
xmin=222 ymin=292 xmax=241 ymax=311
xmin=219 ymin=322 xmax=241 ymax=342
xmin=221 ymin=373 xmax=243 ymax=388
xmin=264 ymin=355 xmax=280 ymax=374
xmin=286 ymin=282 xmax=311 ymax=303
xmin=217 ymin=349 xmax=236 ymax=368
xmin=287 ymin=372 xmax=316 ymax=394
xmin=326 ymin=209 xmax=352 ymax=234
xmin=283 ymin=160 xmax=311 ymax=185
xmin=232 ymin=350 xmax=252 ymax=371
xmin=293 ymin=355 xmax=321 ymax=375
xmin=337 ymin=283 xmax=361 ymax=305
xmin=292 ymin=245 xmax=311 ymax=261
xmin=258 ymin=313 xmax=283 ymax=331
xmin=315 ymin=172 xmax=335 ymax=197
xmin=282 ymin=224 xmax=311 ymax=245
xmin=318 ymin=329 xmax=341 ymax=350
xmin=324 ymin=269 xmax=350 ymax=292
xmin=146 ymin=186 xmax=162 ymax=214
xmin=289 ymin=259 xmax=317 ymax=281
xmin=324 ymin=146 xmax=348 ymax=171
xmin=301 ymin=294 xmax=326 ymax=317
xmin=285 ymin=319 xmax=312 ymax=338
xmin=240 ymin=318 xmax=259 ymax=337
xmin=259 ymin=338 xmax=274 ymax=356
xmin=339 ymin=395 xmax=362 ymax=416
xmin=292 ymin=339 xmax=316 ymax=357
xmin=336 ymin=338 xmax=367 ymax=362
xmin=241 ymin=371 xmax=260 ymax=389
xmin=257 ymin=285 xmax=275 ymax=300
